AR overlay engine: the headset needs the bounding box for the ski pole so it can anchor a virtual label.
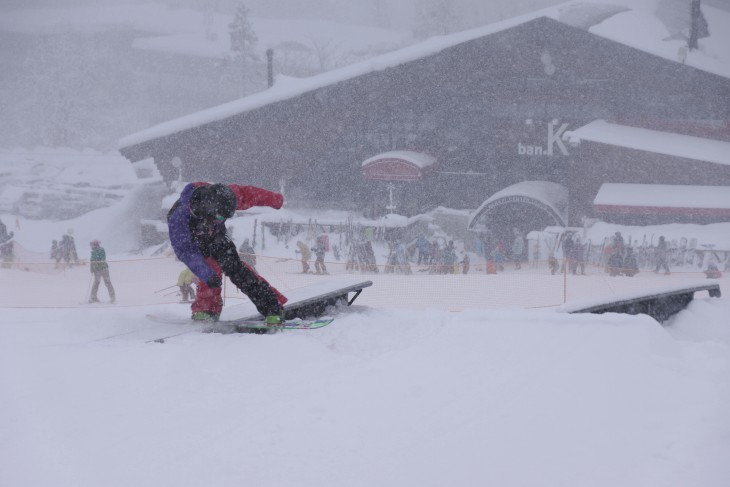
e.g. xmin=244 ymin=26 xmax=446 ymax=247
xmin=154 ymin=284 xmax=178 ymax=294
xmin=84 ymin=274 xmax=93 ymax=302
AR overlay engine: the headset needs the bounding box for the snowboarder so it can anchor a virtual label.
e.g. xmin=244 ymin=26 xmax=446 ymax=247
xmin=167 ymin=182 xmax=287 ymax=322
xmin=88 ymin=240 xmax=116 ymax=303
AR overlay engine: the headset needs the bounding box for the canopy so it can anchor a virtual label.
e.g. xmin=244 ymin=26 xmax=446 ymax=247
xmin=361 ymin=151 xmax=436 ymax=181
xmin=468 ymin=181 xmax=569 ymax=231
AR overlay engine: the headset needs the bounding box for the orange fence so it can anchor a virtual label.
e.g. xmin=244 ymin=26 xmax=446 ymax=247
xmin=0 ymin=250 xmax=723 ymax=311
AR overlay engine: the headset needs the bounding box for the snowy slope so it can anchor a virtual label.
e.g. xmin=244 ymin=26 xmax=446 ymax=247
xmin=1 ymin=285 xmax=729 ymax=487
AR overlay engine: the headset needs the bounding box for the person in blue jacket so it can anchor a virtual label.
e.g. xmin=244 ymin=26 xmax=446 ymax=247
xmin=167 ymin=182 xmax=287 ymax=322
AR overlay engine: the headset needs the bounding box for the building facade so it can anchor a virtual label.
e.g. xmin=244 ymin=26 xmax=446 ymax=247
xmin=119 ymin=16 xmax=730 ymax=232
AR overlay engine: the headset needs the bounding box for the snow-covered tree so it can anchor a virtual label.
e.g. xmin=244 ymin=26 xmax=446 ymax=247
xmin=225 ymin=1 xmax=262 ymax=94
xmin=229 ymin=2 xmax=258 ymax=66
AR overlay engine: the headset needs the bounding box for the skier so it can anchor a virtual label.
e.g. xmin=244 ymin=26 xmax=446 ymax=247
xmin=622 ymin=246 xmax=639 ymax=277
xmin=88 ymin=240 xmax=115 ymax=303
xmin=415 ymin=234 xmax=430 ymax=265
xmin=607 ymin=249 xmax=624 ymax=277
xmin=311 ymin=236 xmax=328 ymax=274
xmin=238 ymin=238 xmax=256 ymax=270
xmin=295 ymin=240 xmax=311 ymax=273
xmin=568 ymin=237 xmax=586 ymax=275
xmin=0 ymin=218 xmax=13 ymax=243
xmin=167 ymin=182 xmax=287 ymax=322
xmin=511 ymin=228 xmax=525 ymax=270
xmin=0 ymin=218 xmax=14 ymax=267
xmin=654 ymin=236 xmax=671 ymax=275
xmin=177 ymin=268 xmax=198 ymax=302
xmin=443 ymin=241 xmax=457 ymax=274
xmin=705 ymin=262 xmax=722 ymax=279
xmin=460 ymin=252 xmax=470 ymax=275
xmin=59 ymin=230 xmax=79 ymax=268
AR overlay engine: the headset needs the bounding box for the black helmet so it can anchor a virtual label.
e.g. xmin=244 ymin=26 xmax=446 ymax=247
xmin=190 ymin=184 xmax=237 ymax=220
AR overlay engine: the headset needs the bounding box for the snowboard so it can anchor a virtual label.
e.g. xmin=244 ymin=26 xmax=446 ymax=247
xmin=205 ymin=317 xmax=334 ymax=335
xmin=146 ymin=313 xmax=334 ymax=336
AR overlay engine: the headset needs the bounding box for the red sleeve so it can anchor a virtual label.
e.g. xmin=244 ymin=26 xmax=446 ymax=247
xmin=228 ymin=185 xmax=283 ymax=211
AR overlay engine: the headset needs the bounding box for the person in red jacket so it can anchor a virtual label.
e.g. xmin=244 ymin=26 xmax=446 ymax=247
xmin=167 ymin=182 xmax=287 ymax=323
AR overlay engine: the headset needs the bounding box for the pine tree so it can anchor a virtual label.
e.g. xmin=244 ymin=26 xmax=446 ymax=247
xmin=228 ymin=2 xmax=258 ymax=66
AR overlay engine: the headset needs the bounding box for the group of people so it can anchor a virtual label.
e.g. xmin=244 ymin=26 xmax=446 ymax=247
xmin=412 ymin=236 xmax=470 ymax=274
xmin=295 ymin=235 xmax=329 ymax=274
xmin=603 ymin=232 xmax=650 ymax=277
xmin=476 ymin=228 xmax=526 ymax=273
xmin=345 ymin=239 xmax=379 ymax=274
xmin=557 ymin=231 xmax=588 ymax=275
xmin=50 ymin=230 xmax=80 ymax=268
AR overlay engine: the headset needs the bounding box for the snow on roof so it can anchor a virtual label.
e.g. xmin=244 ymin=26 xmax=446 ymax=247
xmin=361 ymin=151 xmax=437 ymax=169
xmin=563 ymin=120 xmax=730 ymax=166
xmin=117 ymin=7 xmax=544 ymax=149
xmin=594 ymin=183 xmax=730 ymax=209
xmin=118 ymin=0 xmax=730 ymax=150
xmin=468 ymin=181 xmax=569 ymax=229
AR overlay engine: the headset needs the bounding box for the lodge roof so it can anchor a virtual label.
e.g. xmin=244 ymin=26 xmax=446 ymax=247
xmin=118 ymin=1 xmax=730 ymax=152
xmin=594 ymin=183 xmax=730 ymax=211
xmin=564 ymin=120 xmax=730 ymax=166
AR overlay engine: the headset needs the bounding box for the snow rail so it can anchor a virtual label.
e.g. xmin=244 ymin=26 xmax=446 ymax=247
xmin=566 ymin=283 xmax=721 ymax=323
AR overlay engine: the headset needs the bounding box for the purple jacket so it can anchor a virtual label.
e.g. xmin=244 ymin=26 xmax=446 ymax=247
xmin=167 ymin=183 xmax=284 ymax=284
xmin=167 ymin=183 xmax=219 ymax=284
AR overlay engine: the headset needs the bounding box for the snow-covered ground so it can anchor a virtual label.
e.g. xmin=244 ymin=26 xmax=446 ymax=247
xmin=2 ymin=199 xmax=730 ymax=486
xmin=1 ymin=1 xmax=729 ymax=483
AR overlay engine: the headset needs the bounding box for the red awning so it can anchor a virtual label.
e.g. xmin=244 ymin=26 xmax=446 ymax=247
xmin=361 ymin=151 xmax=436 ymax=181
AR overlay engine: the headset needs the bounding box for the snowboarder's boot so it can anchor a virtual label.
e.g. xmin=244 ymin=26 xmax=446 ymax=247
xmin=264 ymin=310 xmax=285 ymax=326
xmin=192 ymin=311 xmax=220 ymax=322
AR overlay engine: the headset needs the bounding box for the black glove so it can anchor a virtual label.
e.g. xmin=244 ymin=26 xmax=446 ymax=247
xmin=206 ymin=275 xmax=222 ymax=288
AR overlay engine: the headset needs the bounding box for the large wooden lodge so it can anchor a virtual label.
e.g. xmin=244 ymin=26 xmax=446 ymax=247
xmin=119 ymin=7 xmax=730 ymax=239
